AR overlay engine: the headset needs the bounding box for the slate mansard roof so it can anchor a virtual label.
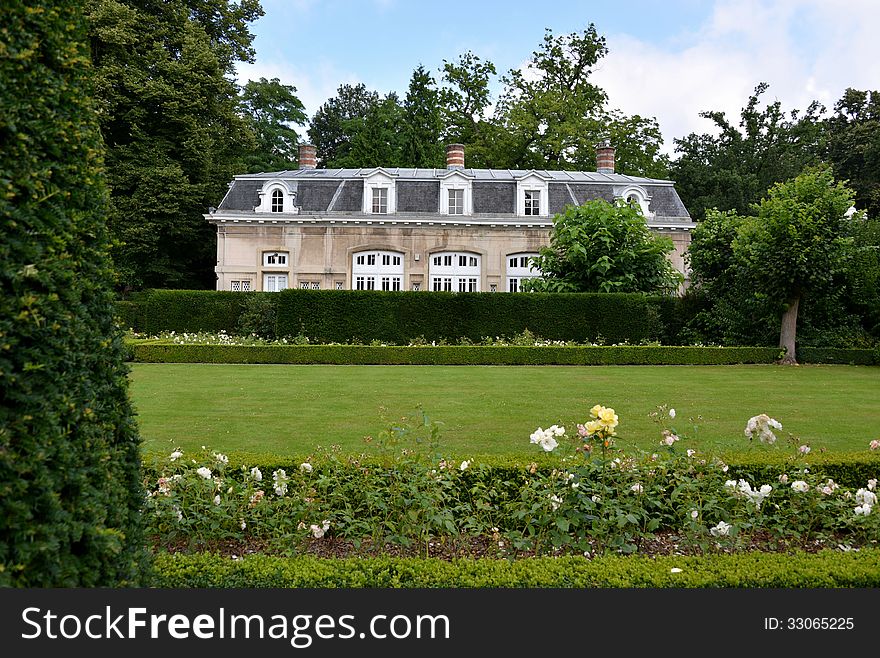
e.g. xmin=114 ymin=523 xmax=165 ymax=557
xmin=212 ymin=167 xmax=693 ymax=229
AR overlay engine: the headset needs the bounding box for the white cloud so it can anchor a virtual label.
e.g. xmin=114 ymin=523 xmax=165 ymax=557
xmin=235 ymin=58 xmax=362 ymax=126
xmin=592 ymin=0 xmax=880 ymax=157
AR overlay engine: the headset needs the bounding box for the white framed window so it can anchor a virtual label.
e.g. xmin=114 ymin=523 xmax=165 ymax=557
xmin=448 ymin=189 xmax=464 ymax=214
xmin=352 ymin=249 xmax=404 ymax=291
xmin=412 ymin=282 xmax=421 ymax=291
xmin=524 ymin=190 xmax=541 ymax=216
xmin=506 ymin=252 xmax=541 ymax=292
xmin=230 ymin=280 xmax=251 ymax=292
xmin=335 ymin=281 xmax=344 ymax=290
xmin=263 ymin=251 xmax=289 ymax=267
xmin=618 ymin=185 xmax=654 ymax=219
xmin=429 ymin=251 xmax=480 ymax=292
xmin=300 ymin=281 xmax=309 ymax=289
xmin=311 ymin=282 xmax=320 ymax=290
xmin=271 ymin=189 xmax=284 ymax=213
xmin=371 ymin=187 xmax=388 ymax=214
xmin=263 ymin=273 xmax=288 ymax=292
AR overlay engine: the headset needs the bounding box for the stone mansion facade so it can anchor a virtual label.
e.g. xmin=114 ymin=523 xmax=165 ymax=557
xmin=206 ymin=143 xmax=695 ymax=293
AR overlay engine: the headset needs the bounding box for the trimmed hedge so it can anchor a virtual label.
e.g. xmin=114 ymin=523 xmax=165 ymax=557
xmin=120 ymin=289 xmax=670 ymax=343
xmin=275 ymin=289 xmax=667 ymax=344
xmin=151 ymin=550 xmax=880 ymax=588
xmin=1 ymin=3 xmax=147 ymax=587
xmin=125 ymin=342 xmax=879 ymax=366
xmin=138 ymin=289 xmax=253 ymax=334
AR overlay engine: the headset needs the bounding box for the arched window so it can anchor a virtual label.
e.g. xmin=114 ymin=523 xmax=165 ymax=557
xmin=271 ymin=188 xmax=284 ymax=213
xmin=429 ymin=252 xmax=480 ymax=292
xmin=506 ymin=253 xmax=540 ymax=292
xmin=352 ymin=250 xmax=404 ymax=291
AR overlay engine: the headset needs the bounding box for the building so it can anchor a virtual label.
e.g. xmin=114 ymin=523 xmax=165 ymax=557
xmin=206 ymin=143 xmax=695 ymax=293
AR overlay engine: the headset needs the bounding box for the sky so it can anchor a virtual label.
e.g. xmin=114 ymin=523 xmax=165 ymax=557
xmin=236 ymin=0 xmax=880 ymax=157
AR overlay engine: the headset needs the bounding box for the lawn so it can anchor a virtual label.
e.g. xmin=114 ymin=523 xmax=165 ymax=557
xmin=128 ymin=363 xmax=879 ymax=457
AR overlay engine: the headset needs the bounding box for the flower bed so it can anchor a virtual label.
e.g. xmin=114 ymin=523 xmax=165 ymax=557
xmin=143 ymin=408 xmax=880 ymax=559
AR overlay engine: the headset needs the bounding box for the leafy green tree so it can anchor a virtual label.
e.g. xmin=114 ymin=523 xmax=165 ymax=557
xmin=240 ymin=76 xmax=308 ymax=173
xmin=1 ymin=0 xmax=147 ymax=585
xmin=308 ymin=83 xmax=380 ymax=167
xmin=86 ymin=0 xmax=262 ymax=290
xmin=336 ymin=93 xmax=405 ymax=168
xmin=400 ymin=65 xmax=444 ymax=168
xmin=824 ymin=88 xmax=880 ymax=219
xmin=732 ymin=167 xmax=855 ymax=363
xmin=523 ymin=200 xmax=682 ymax=293
xmin=492 ymin=25 xmax=668 ymax=176
xmin=670 ymin=83 xmax=824 ymax=220
xmin=439 ymin=51 xmax=499 ymax=167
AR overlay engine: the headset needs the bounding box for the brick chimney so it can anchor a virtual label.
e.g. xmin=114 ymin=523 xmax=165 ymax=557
xmin=298 ymin=143 xmax=317 ymax=169
xmin=596 ymin=139 xmax=615 ymax=174
xmin=446 ymin=143 xmax=465 ymax=169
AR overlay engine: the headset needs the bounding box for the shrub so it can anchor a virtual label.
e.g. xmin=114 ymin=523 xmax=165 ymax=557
xmin=236 ymin=293 xmax=278 ymax=339
xmin=0 ymin=2 xmax=148 ymax=586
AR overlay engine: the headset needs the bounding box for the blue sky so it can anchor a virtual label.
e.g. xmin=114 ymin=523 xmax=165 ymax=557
xmin=237 ymin=0 xmax=880 ymax=156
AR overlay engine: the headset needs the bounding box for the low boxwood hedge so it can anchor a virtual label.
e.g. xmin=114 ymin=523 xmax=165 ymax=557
xmin=151 ymin=550 xmax=880 ymax=588
xmin=125 ymin=343 xmax=878 ymax=366
xmin=127 ymin=343 xmax=787 ymax=365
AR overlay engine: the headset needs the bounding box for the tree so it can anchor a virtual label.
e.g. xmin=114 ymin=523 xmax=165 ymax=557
xmin=1 ymin=0 xmax=147 ymax=585
xmin=400 ymin=65 xmax=444 ymax=168
xmin=492 ymin=25 xmax=668 ymax=176
xmin=523 ymin=200 xmax=683 ymax=294
xmin=86 ymin=0 xmax=263 ymax=290
xmin=338 ymin=93 xmax=405 ymax=168
xmin=670 ymin=83 xmax=824 ymax=220
xmin=240 ymin=76 xmax=307 ymax=173
xmin=439 ymin=51 xmax=499 ymax=167
xmin=823 ymin=88 xmax=880 ymax=220
xmin=308 ymin=83 xmax=380 ymax=167
xmin=732 ymin=167 xmax=855 ymax=363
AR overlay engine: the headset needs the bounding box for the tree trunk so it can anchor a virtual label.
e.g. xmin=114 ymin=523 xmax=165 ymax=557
xmin=778 ymin=294 xmax=800 ymax=365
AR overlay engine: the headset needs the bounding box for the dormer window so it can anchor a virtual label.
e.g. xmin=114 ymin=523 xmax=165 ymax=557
xmin=440 ymin=171 xmax=472 ymax=216
xmin=372 ymin=188 xmax=388 ymax=214
xmin=361 ymin=169 xmax=397 ymax=214
xmin=516 ymin=172 xmax=549 ymax=217
xmin=271 ymin=189 xmax=284 ymax=213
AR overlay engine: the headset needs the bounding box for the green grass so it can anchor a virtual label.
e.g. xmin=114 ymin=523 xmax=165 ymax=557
xmin=129 ymin=364 xmax=879 ymax=457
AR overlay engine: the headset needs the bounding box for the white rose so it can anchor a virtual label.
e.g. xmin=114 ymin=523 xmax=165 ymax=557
xmin=300 ymin=462 xmax=313 ymax=473
xmin=196 ymin=466 xmax=212 ymax=479
xmin=791 ymin=480 xmax=809 ymax=493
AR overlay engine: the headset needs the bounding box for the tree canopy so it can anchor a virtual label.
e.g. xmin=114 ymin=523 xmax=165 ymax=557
xmin=240 ymin=76 xmax=307 ymax=173
xmin=523 ymin=200 xmax=682 ymax=294
xmin=86 ymin=0 xmax=263 ymax=290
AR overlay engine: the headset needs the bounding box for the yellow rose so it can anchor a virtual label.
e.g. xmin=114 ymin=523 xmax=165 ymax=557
xmin=590 ymin=404 xmax=603 ymax=418
xmin=598 ymin=407 xmax=618 ymax=429
xmin=585 ymin=420 xmax=603 ymax=435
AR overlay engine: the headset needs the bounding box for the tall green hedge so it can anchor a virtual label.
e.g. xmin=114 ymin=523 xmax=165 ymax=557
xmin=126 ymin=289 xmax=670 ymax=343
xmin=140 ymin=289 xmax=251 ymax=334
xmin=0 ymin=2 xmax=147 ymax=586
xmin=275 ymin=289 xmax=666 ymax=344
